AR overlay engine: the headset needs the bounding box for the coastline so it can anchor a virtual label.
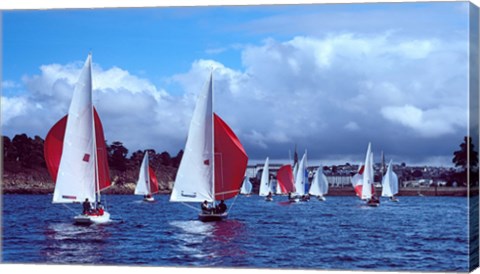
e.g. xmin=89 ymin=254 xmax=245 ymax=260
xmin=1 ymin=182 xmax=475 ymax=197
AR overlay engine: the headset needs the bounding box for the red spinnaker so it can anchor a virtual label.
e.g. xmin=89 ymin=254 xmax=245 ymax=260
xmin=213 ymin=113 xmax=248 ymax=201
xmin=276 ymin=164 xmax=295 ymax=193
xmin=148 ymin=166 xmax=159 ymax=194
xmin=44 ymin=108 xmax=112 ymax=191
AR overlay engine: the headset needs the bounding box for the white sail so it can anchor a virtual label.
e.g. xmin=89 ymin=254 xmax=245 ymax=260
xmin=53 ymin=55 xmax=96 ymax=204
xmin=170 ymin=74 xmax=214 ymax=202
xmin=259 ymin=157 xmax=271 ymax=196
xmin=309 ymin=167 xmax=329 ymax=196
xmin=361 ymin=143 xmax=373 ymax=200
xmin=294 ymin=152 xmax=307 ymax=196
xmin=382 ymin=159 xmax=399 ymax=197
xmin=275 ymin=179 xmax=283 ymax=195
xmin=134 ymin=151 xmax=151 ymax=195
xmin=240 ymin=176 xmax=252 ymax=195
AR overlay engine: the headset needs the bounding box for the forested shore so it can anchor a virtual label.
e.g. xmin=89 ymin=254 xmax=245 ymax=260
xmin=2 ymin=133 xmax=180 ymax=194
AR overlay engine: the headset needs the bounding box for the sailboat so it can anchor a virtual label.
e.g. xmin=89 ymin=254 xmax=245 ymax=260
xmin=293 ymin=151 xmax=309 ymax=201
xmin=169 ymin=73 xmax=248 ymax=222
xmin=44 ymin=54 xmax=112 ymax=225
xmin=258 ymin=157 xmax=273 ymax=201
xmin=276 ymin=164 xmax=296 ymax=202
xmin=240 ymin=176 xmax=253 ymax=196
xmin=381 ymin=159 xmax=399 ymax=202
xmin=309 ymin=166 xmax=329 ymax=201
xmin=351 ymin=142 xmax=379 ymax=207
xmin=134 ymin=151 xmax=159 ymax=202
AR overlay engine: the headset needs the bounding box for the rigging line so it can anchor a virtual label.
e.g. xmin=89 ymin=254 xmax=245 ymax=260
xmin=226 ymin=192 xmax=240 ymax=215
xmin=181 ymin=202 xmax=201 ymax=213
xmin=62 ymin=203 xmax=78 ymax=214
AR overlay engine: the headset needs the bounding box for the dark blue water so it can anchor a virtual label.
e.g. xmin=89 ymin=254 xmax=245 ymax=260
xmin=1 ymin=194 xmax=470 ymax=271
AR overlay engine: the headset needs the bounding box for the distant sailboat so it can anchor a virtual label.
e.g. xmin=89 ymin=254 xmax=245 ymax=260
xmin=351 ymin=143 xmax=379 ymax=206
xmin=259 ymin=157 xmax=273 ymax=201
xmin=240 ymin=176 xmax=253 ymax=196
xmin=169 ymin=73 xmax=248 ymax=222
xmin=277 ymin=164 xmax=298 ymax=202
xmin=134 ymin=151 xmax=159 ymax=202
xmin=293 ymin=151 xmax=309 ymax=201
xmin=44 ymin=54 xmax=112 ymax=225
xmin=309 ymin=167 xmax=329 ymax=201
xmin=381 ymin=159 xmax=399 ymax=202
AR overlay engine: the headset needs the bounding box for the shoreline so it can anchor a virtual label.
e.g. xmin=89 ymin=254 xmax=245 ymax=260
xmin=1 ymin=185 xmax=476 ymax=197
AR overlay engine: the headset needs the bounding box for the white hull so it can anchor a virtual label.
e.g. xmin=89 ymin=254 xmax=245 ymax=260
xmin=265 ymin=197 xmax=273 ymax=202
xmin=143 ymin=197 xmax=155 ymax=202
xmin=74 ymin=211 xmax=111 ymax=225
xmin=317 ymin=196 xmax=326 ymax=201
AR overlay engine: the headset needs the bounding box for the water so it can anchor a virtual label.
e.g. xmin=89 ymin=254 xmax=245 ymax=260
xmin=1 ymin=194 xmax=470 ymax=271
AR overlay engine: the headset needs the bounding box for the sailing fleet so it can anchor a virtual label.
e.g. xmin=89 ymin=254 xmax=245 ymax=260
xmin=43 ymin=54 xmax=400 ymax=225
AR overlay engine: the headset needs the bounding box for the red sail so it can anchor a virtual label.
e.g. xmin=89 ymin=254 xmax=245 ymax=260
xmin=213 ymin=113 xmax=248 ymax=201
xmin=148 ymin=166 xmax=159 ymax=194
xmin=352 ymin=165 xmax=375 ymax=197
xmin=44 ymin=108 xmax=111 ymax=191
xmin=276 ymin=164 xmax=295 ymax=193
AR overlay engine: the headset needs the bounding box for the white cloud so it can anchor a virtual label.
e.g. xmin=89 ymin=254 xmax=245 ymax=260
xmin=2 ymin=80 xmax=21 ymax=89
xmin=3 ymin=31 xmax=469 ymax=164
xmin=1 ymin=96 xmax=28 ymax=125
xmin=344 ymin=121 xmax=360 ymax=131
xmin=381 ymin=104 xmax=466 ymax=137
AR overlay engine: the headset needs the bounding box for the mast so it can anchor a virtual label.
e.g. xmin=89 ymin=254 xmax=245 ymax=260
xmin=210 ymin=71 xmax=215 ymax=205
xmin=146 ymin=150 xmax=151 ymax=194
xmin=89 ymin=54 xmax=101 ymax=207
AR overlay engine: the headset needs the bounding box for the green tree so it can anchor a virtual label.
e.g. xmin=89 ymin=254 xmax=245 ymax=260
xmin=452 ymin=136 xmax=479 ymax=170
xmin=108 ymin=141 xmax=129 ymax=172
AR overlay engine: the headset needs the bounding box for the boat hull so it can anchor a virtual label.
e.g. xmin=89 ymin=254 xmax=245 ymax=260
xmin=143 ymin=197 xmax=155 ymax=202
xmin=265 ymin=197 xmax=273 ymax=202
xmin=74 ymin=211 xmax=111 ymax=225
xmin=366 ymin=202 xmax=380 ymax=207
xmin=317 ymin=196 xmax=326 ymax=201
xmin=198 ymin=212 xmax=228 ymax=222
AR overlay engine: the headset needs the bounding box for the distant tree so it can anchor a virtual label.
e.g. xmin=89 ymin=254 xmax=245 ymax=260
xmin=412 ymin=170 xmax=423 ymax=178
xmin=129 ymin=150 xmax=144 ymax=169
xmin=108 ymin=141 xmax=128 ymax=171
xmin=452 ymin=136 xmax=479 ymax=170
xmin=452 ymin=136 xmax=479 ymax=186
xmin=158 ymin=151 xmax=172 ymax=166
xmin=171 ymin=150 xmax=184 ymax=168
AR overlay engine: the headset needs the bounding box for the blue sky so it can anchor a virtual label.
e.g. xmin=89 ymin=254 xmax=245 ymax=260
xmin=1 ymin=2 xmax=476 ymax=166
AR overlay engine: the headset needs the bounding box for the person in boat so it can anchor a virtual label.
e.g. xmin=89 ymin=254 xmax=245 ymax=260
xmin=201 ymin=200 xmax=212 ymax=214
xmin=82 ymin=198 xmax=92 ymax=215
xmin=97 ymin=202 xmax=105 ymax=216
xmin=216 ymin=200 xmax=227 ymax=214
xmin=266 ymin=192 xmax=273 ymax=199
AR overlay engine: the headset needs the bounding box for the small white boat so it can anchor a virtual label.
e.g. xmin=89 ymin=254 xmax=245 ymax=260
xmin=240 ymin=176 xmax=253 ymax=196
xmin=352 ymin=143 xmax=379 ymax=207
xmin=259 ymin=157 xmax=273 ymax=202
xmin=309 ymin=166 xmax=329 ymax=202
xmin=134 ymin=151 xmax=159 ymax=202
xmin=293 ymin=151 xmax=308 ymax=201
xmin=381 ymin=159 xmax=400 ymax=203
xmin=74 ymin=212 xmax=111 ymax=225
xmin=44 ymin=54 xmax=112 ymax=225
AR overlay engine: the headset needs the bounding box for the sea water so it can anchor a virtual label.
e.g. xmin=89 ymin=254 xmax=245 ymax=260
xmin=1 ymin=194 xmax=470 ymax=271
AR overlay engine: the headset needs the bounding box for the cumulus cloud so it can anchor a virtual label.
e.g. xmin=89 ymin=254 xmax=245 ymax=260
xmin=381 ymin=104 xmax=466 ymax=137
xmin=2 ymin=31 xmax=469 ymax=165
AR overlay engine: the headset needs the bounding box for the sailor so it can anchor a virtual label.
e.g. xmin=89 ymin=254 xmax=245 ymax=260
xmin=201 ymin=200 xmax=211 ymax=214
xmin=217 ymin=200 xmax=227 ymax=213
xmin=82 ymin=198 xmax=92 ymax=214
